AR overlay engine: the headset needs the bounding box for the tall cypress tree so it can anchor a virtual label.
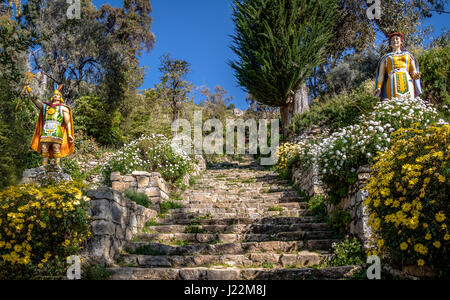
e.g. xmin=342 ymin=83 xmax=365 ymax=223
xmin=230 ymin=0 xmax=337 ymax=134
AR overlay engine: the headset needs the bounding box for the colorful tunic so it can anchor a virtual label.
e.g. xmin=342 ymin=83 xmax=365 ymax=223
xmin=40 ymin=103 xmax=64 ymax=144
xmin=375 ymin=51 xmax=422 ymax=101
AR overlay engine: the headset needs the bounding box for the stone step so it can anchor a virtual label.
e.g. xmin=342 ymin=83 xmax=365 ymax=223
xmin=108 ymin=265 xmax=362 ymax=280
xmin=156 ymin=216 xmax=322 ymax=226
xmin=178 ymin=199 xmax=306 ymax=206
xmin=167 ymin=206 xmax=304 ymax=215
xmin=118 ymin=251 xmax=326 ymax=268
xmin=160 ymin=210 xmax=313 ymax=220
xmin=145 ymin=223 xmax=330 ymax=234
xmin=127 ymin=240 xmax=336 ymax=256
xmin=133 ymin=231 xmax=334 ymax=244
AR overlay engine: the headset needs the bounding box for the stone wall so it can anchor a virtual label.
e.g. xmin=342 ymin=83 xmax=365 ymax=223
xmin=291 ymin=162 xmax=325 ymax=197
xmin=291 ymin=163 xmax=372 ymax=249
xmin=84 ymin=188 xmax=157 ymax=266
xmin=110 ymin=171 xmax=169 ymax=212
xmin=325 ymin=166 xmax=373 ymax=249
xmin=110 ymin=155 xmax=206 ymax=211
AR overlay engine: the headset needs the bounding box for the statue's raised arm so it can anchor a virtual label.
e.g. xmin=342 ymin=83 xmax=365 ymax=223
xmin=375 ymin=32 xmax=422 ymax=101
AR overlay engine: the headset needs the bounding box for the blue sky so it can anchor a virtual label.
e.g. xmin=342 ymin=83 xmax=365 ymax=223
xmin=93 ymin=0 xmax=449 ymax=110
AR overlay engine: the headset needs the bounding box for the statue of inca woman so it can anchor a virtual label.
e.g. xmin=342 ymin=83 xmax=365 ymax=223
xmin=28 ymin=85 xmax=74 ymax=170
xmin=375 ymin=32 xmax=422 ymax=100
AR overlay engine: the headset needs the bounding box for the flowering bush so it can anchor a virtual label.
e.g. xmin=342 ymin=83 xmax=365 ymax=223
xmin=364 ymin=124 xmax=449 ymax=276
xmin=101 ymin=134 xmax=192 ymax=187
xmin=0 ymin=181 xmax=91 ymax=279
xmin=278 ymin=97 xmax=442 ymax=203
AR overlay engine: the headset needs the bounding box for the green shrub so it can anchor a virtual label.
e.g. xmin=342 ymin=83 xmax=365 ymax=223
xmin=268 ymin=206 xmax=284 ymax=212
xmin=101 ymin=134 xmax=192 ymax=187
xmin=365 ymin=124 xmax=449 ymax=277
xmin=288 ymin=80 xmax=379 ymax=135
xmin=0 ymin=78 xmax=42 ymax=188
xmin=184 ymin=225 xmax=206 ymax=234
xmin=131 ymin=245 xmax=164 ymax=256
xmin=329 ymin=237 xmax=364 ymax=266
xmin=82 ymin=264 xmax=112 ymax=280
xmin=307 ymin=195 xmax=326 ymax=220
xmin=73 ymin=96 xmax=124 ymax=146
xmin=159 ymin=201 xmax=183 ymax=215
xmin=124 ymin=189 xmax=150 ymax=208
xmin=418 ymin=45 xmax=449 ymax=105
xmin=0 ymin=181 xmax=91 ymax=279
xmin=327 ymin=207 xmax=352 ymax=237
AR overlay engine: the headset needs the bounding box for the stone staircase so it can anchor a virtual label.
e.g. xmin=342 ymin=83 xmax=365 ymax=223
xmin=108 ymin=156 xmax=361 ymax=280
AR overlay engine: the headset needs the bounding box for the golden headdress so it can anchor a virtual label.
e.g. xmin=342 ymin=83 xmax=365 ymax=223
xmin=51 ymin=84 xmax=64 ymax=103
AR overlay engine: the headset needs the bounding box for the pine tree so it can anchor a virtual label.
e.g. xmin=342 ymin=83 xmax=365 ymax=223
xmin=230 ymin=0 xmax=338 ymax=134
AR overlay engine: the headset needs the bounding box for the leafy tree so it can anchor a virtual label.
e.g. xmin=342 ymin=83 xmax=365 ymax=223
xmin=200 ymin=86 xmax=232 ymax=123
xmin=157 ymin=53 xmax=193 ymax=122
xmin=325 ymin=51 xmax=379 ymax=95
xmin=309 ymin=0 xmax=447 ymax=98
xmin=22 ymin=0 xmax=155 ymax=105
xmin=230 ymin=0 xmax=338 ymax=135
xmin=245 ymin=93 xmax=278 ymax=120
xmin=0 ymin=3 xmax=40 ymax=187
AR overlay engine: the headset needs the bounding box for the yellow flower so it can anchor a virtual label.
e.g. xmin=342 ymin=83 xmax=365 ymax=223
xmin=425 ymin=234 xmax=432 ymax=240
xmin=402 ymin=203 xmax=412 ymax=212
xmin=38 ymin=263 xmax=43 ymax=268
xmin=417 ymin=259 xmax=425 ymax=267
xmin=400 ymin=242 xmax=408 ymax=250
xmin=435 ymin=212 xmax=446 ymax=223
xmin=437 ymin=175 xmax=445 ymax=183
xmin=433 ymin=241 xmax=441 ymax=249
xmin=444 ymin=234 xmax=450 ymax=241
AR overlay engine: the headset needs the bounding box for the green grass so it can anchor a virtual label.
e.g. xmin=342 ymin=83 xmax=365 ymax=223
xmin=184 ymin=225 xmax=206 ymax=234
xmin=145 ymin=218 xmax=160 ymax=227
xmin=82 ymin=264 xmax=112 ymax=280
xmin=241 ymin=178 xmax=255 ymax=184
xmin=159 ymin=201 xmax=183 ymax=216
xmin=169 ymin=190 xmax=183 ymax=201
xmin=261 ymin=262 xmax=274 ymax=269
xmin=131 ymin=245 xmax=165 ymax=256
xmin=193 ymin=213 xmax=213 ymax=221
xmin=175 ymin=239 xmax=190 ymax=247
xmin=125 ymin=189 xmax=150 ymax=208
xmin=268 ymin=206 xmax=284 ymax=212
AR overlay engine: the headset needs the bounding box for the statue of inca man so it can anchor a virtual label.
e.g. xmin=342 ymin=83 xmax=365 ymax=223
xmin=28 ymin=84 xmax=74 ymax=169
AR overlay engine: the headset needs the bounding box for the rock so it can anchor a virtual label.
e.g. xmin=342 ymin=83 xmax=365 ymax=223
xmin=123 ymin=175 xmax=135 ymax=182
xmin=137 ymin=176 xmax=150 ymax=188
xmin=132 ymin=171 xmax=151 ymax=176
xmin=21 ymin=166 xmax=73 ymax=185
xmin=111 ymin=172 xmax=122 ymax=181
xmin=144 ymin=187 xmax=161 ymax=197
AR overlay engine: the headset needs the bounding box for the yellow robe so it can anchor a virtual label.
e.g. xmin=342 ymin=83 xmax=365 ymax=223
xmin=383 ymin=52 xmax=416 ymax=100
xmin=31 ymin=104 xmax=74 ymax=158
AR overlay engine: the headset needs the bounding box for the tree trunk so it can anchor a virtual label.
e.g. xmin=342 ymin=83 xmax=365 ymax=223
xmin=280 ymin=82 xmax=310 ymax=136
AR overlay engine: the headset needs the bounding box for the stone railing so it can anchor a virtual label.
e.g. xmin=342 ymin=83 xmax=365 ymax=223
xmin=84 ymin=187 xmax=157 ymax=266
xmin=110 ymin=171 xmax=169 ymax=212
xmin=291 ymin=163 xmax=372 ymax=248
